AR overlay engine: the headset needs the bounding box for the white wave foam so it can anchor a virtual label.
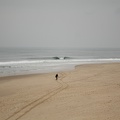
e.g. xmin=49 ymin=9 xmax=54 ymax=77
xmin=0 ymin=58 xmax=120 ymax=66
xmin=0 ymin=60 xmax=44 ymax=65
xmin=0 ymin=58 xmax=120 ymax=77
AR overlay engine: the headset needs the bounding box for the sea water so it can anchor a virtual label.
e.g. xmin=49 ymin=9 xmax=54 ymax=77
xmin=0 ymin=47 xmax=120 ymax=77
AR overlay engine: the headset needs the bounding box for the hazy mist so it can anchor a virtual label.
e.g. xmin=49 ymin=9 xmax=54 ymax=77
xmin=0 ymin=0 xmax=120 ymax=48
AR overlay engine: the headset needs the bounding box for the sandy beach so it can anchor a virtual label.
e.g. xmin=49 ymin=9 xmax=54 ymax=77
xmin=0 ymin=63 xmax=120 ymax=120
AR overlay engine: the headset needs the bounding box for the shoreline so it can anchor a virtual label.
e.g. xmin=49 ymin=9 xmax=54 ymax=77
xmin=0 ymin=62 xmax=119 ymax=84
xmin=0 ymin=62 xmax=120 ymax=120
xmin=0 ymin=61 xmax=119 ymax=79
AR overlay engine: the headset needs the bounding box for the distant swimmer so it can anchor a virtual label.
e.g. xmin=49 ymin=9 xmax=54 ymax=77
xmin=55 ymin=74 xmax=58 ymax=80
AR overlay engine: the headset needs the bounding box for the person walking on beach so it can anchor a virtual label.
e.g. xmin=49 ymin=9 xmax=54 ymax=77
xmin=55 ymin=74 xmax=58 ymax=80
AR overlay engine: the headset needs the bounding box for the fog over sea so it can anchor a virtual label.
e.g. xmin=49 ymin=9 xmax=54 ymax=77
xmin=0 ymin=47 xmax=120 ymax=77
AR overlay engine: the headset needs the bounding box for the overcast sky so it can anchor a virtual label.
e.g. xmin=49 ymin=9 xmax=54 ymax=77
xmin=0 ymin=0 xmax=120 ymax=48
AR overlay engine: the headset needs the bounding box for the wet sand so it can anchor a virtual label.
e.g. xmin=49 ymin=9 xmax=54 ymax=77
xmin=0 ymin=63 xmax=120 ymax=120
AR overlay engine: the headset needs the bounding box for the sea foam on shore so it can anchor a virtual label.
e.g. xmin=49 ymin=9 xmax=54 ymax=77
xmin=0 ymin=48 xmax=120 ymax=77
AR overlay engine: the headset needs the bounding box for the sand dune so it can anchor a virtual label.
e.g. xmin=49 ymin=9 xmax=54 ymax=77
xmin=0 ymin=63 xmax=120 ymax=120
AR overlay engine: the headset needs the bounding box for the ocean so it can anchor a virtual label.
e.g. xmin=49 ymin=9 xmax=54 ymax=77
xmin=0 ymin=47 xmax=120 ymax=77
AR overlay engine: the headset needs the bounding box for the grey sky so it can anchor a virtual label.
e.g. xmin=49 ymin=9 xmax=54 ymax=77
xmin=0 ymin=0 xmax=120 ymax=48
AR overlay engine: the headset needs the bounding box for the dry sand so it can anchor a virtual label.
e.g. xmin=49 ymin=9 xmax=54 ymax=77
xmin=0 ymin=63 xmax=120 ymax=120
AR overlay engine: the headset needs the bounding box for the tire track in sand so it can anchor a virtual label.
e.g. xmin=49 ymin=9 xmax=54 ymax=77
xmin=5 ymin=72 xmax=68 ymax=120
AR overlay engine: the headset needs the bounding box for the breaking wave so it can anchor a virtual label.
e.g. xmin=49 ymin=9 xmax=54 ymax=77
xmin=0 ymin=57 xmax=120 ymax=77
xmin=28 ymin=56 xmax=71 ymax=60
xmin=0 ymin=57 xmax=120 ymax=66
